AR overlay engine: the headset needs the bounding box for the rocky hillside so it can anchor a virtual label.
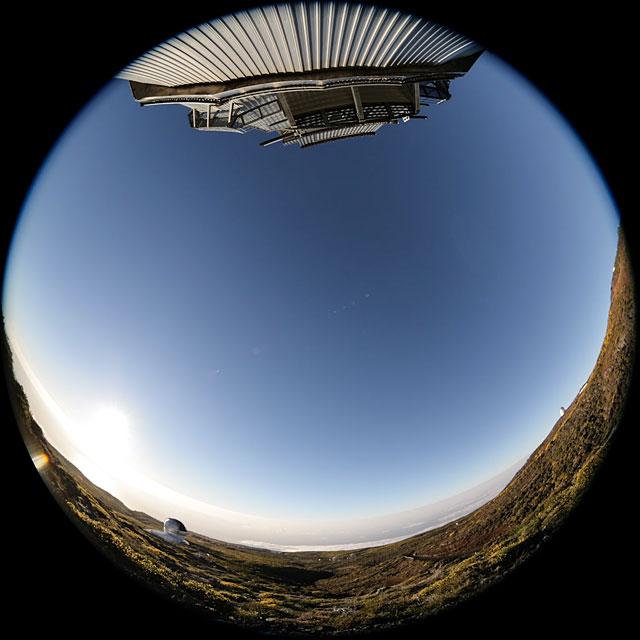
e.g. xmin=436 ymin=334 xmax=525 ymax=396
xmin=3 ymin=228 xmax=635 ymax=636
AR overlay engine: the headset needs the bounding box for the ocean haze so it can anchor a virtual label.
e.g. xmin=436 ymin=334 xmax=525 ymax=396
xmin=234 ymin=459 xmax=525 ymax=551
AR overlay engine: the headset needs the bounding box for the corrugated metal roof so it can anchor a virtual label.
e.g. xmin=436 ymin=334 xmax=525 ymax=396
xmin=118 ymin=2 xmax=481 ymax=87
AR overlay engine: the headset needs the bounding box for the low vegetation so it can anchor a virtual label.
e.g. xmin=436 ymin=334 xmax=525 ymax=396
xmin=5 ymin=228 xmax=635 ymax=635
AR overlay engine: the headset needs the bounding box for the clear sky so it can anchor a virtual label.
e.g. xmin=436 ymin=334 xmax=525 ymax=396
xmin=2 ymin=50 xmax=619 ymax=548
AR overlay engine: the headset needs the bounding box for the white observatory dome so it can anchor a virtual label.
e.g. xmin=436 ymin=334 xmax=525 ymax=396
xmin=147 ymin=518 xmax=189 ymax=545
xmin=164 ymin=518 xmax=187 ymax=536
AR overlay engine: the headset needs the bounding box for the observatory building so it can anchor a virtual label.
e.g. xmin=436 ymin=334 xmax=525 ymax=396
xmin=117 ymin=2 xmax=484 ymax=148
xmin=148 ymin=518 xmax=190 ymax=545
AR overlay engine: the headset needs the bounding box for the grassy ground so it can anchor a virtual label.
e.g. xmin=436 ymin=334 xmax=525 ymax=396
xmin=6 ymin=228 xmax=635 ymax=636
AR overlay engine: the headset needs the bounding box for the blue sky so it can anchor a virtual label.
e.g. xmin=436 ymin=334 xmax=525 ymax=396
xmin=2 ymin=51 xmax=619 ymax=547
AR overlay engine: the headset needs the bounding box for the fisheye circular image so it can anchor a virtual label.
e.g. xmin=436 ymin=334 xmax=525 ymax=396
xmin=3 ymin=2 xmax=635 ymax=636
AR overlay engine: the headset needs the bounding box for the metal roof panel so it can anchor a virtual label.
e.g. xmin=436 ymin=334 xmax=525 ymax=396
xmin=118 ymin=2 xmax=480 ymax=87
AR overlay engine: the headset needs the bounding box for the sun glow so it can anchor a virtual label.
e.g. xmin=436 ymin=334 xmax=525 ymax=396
xmin=86 ymin=406 xmax=132 ymax=463
xmin=71 ymin=405 xmax=135 ymax=498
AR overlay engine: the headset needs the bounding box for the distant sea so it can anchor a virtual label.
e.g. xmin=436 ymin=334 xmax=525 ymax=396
xmin=237 ymin=458 xmax=526 ymax=552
